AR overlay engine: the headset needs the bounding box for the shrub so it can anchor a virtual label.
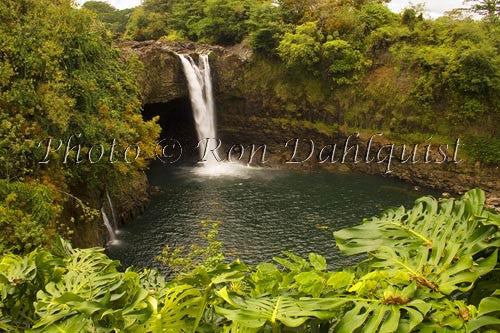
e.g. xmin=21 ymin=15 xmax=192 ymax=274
xmin=277 ymin=21 xmax=323 ymax=69
xmin=322 ymin=39 xmax=371 ymax=85
xmin=0 ymin=181 xmax=59 ymax=255
xmin=465 ymin=136 xmax=500 ymax=166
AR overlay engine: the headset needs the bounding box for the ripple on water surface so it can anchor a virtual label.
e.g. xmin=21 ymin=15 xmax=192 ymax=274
xmin=107 ymin=164 xmax=440 ymax=273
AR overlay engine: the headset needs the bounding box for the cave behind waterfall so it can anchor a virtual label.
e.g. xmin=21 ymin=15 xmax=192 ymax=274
xmin=142 ymin=98 xmax=199 ymax=162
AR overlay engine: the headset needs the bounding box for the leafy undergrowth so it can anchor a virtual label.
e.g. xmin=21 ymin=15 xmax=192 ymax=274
xmin=0 ymin=189 xmax=499 ymax=332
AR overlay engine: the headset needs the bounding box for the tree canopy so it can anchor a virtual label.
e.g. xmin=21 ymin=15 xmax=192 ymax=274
xmin=0 ymin=0 xmax=159 ymax=253
xmin=465 ymin=0 xmax=500 ymax=22
xmin=117 ymin=0 xmax=500 ymax=164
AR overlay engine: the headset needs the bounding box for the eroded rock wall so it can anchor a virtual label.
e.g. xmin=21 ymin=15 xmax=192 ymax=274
xmin=122 ymin=41 xmax=500 ymax=208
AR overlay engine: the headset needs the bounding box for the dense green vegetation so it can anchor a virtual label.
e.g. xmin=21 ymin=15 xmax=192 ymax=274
xmin=0 ymin=1 xmax=499 ymax=331
xmin=108 ymin=0 xmax=500 ymax=165
xmin=82 ymin=1 xmax=133 ymax=37
xmin=1 ymin=190 xmax=499 ymax=332
xmin=0 ymin=0 xmax=160 ymax=253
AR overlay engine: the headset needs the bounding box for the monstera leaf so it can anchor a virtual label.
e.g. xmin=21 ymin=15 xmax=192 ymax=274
xmin=369 ymin=246 xmax=498 ymax=295
xmin=28 ymin=314 xmax=93 ymax=333
xmin=0 ymin=252 xmax=39 ymax=289
xmin=216 ymin=283 xmax=433 ymax=333
xmin=467 ymin=289 xmax=500 ymax=332
xmin=31 ymin=245 xmax=152 ymax=332
xmin=52 ymin=237 xmax=118 ymax=276
xmin=0 ymin=250 xmax=58 ymax=330
xmin=335 ymin=189 xmax=500 ymax=255
xmin=335 ymin=189 xmax=500 ymax=294
xmin=334 ymin=299 xmax=431 ymax=333
xmin=215 ymin=286 xmax=346 ymax=330
xmin=328 ymin=276 xmax=434 ymax=333
xmin=32 ymin=270 xmax=150 ymax=331
xmin=145 ymin=284 xmax=203 ymax=332
xmin=63 ymin=247 xmax=118 ymax=275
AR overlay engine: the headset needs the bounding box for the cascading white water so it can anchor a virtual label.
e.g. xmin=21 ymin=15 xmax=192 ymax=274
xmin=177 ymin=53 xmax=254 ymax=177
xmin=101 ymin=208 xmax=117 ymax=243
xmin=178 ymin=54 xmax=220 ymax=165
xmin=105 ymin=190 xmax=119 ymax=231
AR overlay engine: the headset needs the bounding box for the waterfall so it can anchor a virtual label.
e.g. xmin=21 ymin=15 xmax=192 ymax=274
xmin=177 ymin=53 xmax=251 ymax=177
xmin=101 ymin=208 xmax=117 ymax=243
xmin=105 ymin=190 xmax=119 ymax=231
xmin=178 ymin=54 xmax=220 ymax=164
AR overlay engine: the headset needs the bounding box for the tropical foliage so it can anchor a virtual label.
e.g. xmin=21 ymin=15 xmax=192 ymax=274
xmin=0 ymin=181 xmax=59 ymax=255
xmin=1 ymin=189 xmax=499 ymax=332
xmin=0 ymin=1 xmax=499 ymax=330
xmin=119 ymin=0 xmax=500 ymax=166
xmin=82 ymin=1 xmax=133 ymax=36
xmin=0 ymin=0 xmax=160 ymax=253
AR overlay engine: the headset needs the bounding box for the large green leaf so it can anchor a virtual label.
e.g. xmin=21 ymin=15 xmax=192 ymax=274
xmin=31 ymin=244 xmax=152 ymax=332
xmin=467 ymin=289 xmax=500 ymax=332
xmin=145 ymin=284 xmax=202 ymax=333
xmin=334 ymin=299 xmax=431 ymax=333
xmin=370 ymin=246 xmax=498 ymax=295
xmin=335 ymin=189 xmax=500 ymax=294
xmin=0 ymin=250 xmax=56 ymax=330
xmin=0 ymin=252 xmax=38 ymax=286
xmin=27 ymin=314 xmax=93 ymax=333
xmin=334 ymin=189 xmax=500 ymax=256
xmin=215 ymin=286 xmax=346 ymax=330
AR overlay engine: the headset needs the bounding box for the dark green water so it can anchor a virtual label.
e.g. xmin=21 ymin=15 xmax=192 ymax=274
xmin=107 ymin=164 xmax=440 ymax=272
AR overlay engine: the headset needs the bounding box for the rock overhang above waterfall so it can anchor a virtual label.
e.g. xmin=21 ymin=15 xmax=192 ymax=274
xmin=119 ymin=40 xmax=250 ymax=105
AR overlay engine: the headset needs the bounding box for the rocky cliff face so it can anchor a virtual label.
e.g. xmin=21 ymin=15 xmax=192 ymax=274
xmin=120 ymin=40 xmax=250 ymax=105
xmin=121 ymin=41 xmax=500 ymax=209
xmin=69 ymin=170 xmax=150 ymax=248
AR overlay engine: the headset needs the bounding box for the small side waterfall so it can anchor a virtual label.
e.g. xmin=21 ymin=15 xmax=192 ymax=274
xmin=101 ymin=208 xmax=117 ymax=243
xmin=178 ymin=54 xmax=220 ymax=165
xmin=105 ymin=190 xmax=119 ymax=231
